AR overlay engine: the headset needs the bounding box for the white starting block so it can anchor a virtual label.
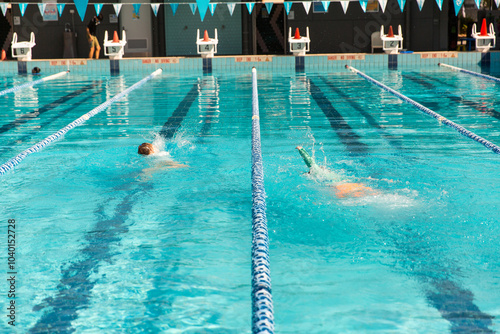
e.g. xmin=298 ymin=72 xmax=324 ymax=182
xmin=472 ymin=19 xmax=496 ymax=53
xmin=288 ymin=27 xmax=310 ymax=56
xmin=196 ymin=29 xmax=218 ymax=58
xmin=104 ymin=30 xmax=127 ymax=60
xmin=380 ymin=25 xmax=403 ymax=54
xmin=11 ymin=32 xmax=36 ymax=61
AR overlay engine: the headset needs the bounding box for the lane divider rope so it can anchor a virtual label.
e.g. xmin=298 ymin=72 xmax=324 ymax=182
xmin=438 ymin=63 xmax=500 ymax=84
xmin=251 ymin=67 xmax=274 ymax=334
xmin=0 ymin=69 xmax=162 ymax=176
xmin=0 ymin=71 xmax=69 ymax=97
xmin=345 ymin=65 xmax=500 ymax=154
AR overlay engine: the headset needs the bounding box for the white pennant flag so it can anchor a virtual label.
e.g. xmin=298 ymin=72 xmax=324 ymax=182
xmin=151 ymin=4 xmax=160 ymax=16
xmin=113 ymin=4 xmax=122 ymax=16
xmin=378 ymin=0 xmax=388 ymax=12
xmin=189 ymin=3 xmax=197 ymax=15
xmin=37 ymin=3 xmax=46 ymax=16
xmin=416 ymin=0 xmax=425 ymax=10
xmin=473 ymin=0 xmax=480 ymax=8
xmin=496 ymin=0 xmax=500 ymax=9
xmin=0 ymin=3 xmax=7 ymax=16
xmin=227 ymin=3 xmax=236 ymax=16
xmin=340 ymin=1 xmax=349 ymax=13
xmin=209 ymin=3 xmax=217 ymax=15
xmin=302 ymin=2 xmax=312 ymax=14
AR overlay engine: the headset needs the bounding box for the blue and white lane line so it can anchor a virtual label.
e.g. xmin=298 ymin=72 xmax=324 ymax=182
xmin=346 ymin=65 xmax=500 ymax=155
xmin=0 ymin=69 xmax=162 ymax=176
xmin=438 ymin=63 xmax=500 ymax=84
xmin=251 ymin=67 xmax=274 ymax=334
xmin=0 ymin=71 xmax=69 ymax=97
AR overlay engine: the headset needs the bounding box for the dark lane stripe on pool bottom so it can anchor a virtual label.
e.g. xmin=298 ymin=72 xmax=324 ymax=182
xmin=307 ymin=78 xmax=369 ymax=155
xmin=0 ymin=82 xmax=100 ymax=135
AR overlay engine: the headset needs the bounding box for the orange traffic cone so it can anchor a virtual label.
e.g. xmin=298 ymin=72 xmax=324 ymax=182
xmin=203 ymin=30 xmax=210 ymax=42
xmin=113 ymin=31 xmax=120 ymax=43
xmin=387 ymin=26 xmax=394 ymax=38
xmin=294 ymin=28 xmax=301 ymax=39
xmin=480 ymin=18 xmax=488 ymax=36
xmin=1 ymin=49 xmax=6 ymax=61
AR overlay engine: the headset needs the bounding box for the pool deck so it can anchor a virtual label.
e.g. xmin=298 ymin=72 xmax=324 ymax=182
xmin=0 ymin=51 xmax=498 ymax=75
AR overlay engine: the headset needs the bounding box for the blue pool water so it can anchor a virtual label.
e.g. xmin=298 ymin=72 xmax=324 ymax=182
xmin=1 ymin=67 xmax=499 ymax=333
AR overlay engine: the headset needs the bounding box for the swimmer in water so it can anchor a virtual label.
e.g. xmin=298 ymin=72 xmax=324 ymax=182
xmin=138 ymin=142 xmax=158 ymax=155
xmin=138 ymin=142 xmax=188 ymax=174
xmin=296 ymin=146 xmax=376 ymax=198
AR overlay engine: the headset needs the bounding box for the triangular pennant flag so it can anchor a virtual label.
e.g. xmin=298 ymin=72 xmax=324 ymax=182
xmin=0 ymin=3 xmax=7 ymax=16
xmin=397 ymin=0 xmax=406 ymax=11
xmin=37 ymin=3 xmax=46 ymax=16
xmin=57 ymin=4 xmax=65 ymax=16
xmin=340 ymin=1 xmax=349 ymax=13
xmin=453 ymin=0 xmax=464 ymax=15
xmin=265 ymin=2 xmax=273 ymax=13
xmin=302 ymin=2 xmax=311 ymax=14
xmin=189 ymin=3 xmax=197 ymax=15
xmin=321 ymin=1 xmax=330 ymax=11
xmin=227 ymin=3 xmax=236 ymax=15
xmin=113 ymin=4 xmax=122 ymax=16
xmin=94 ymin=4 xmax=103 ymax=16
xmin=74 ymin=0 xmax=89 ymax=21
xmin=378 ymin=0 xmax=388 ymax=12
xmin=435 ymin=0 xmax=443 ymax=9
xmin=284 ymin=2 xmax=292 ymax=15
xmin=473 ymin=0 xmax=480 ymax=8
xmin=359 ymin=0 xmax=368 ymax=12
xmin=495 ymin=0 xmax=500 ymax=8
xmin=246 ymin=2 xmax=255 ymax=14
xmin=170 ymin=3 xmax=179 ymax=15
xmin=196 ymin=0 xmax=209 ymax=21
xmin=416 ymin=0 xmax=425 ymax=10
xmin=19 ymin=3 xmax=28 ymax=17
xmin=133 ymin=4 xmax=141 ymax=17
xmin=209 ymin=3 xmax=217 ymax=15
xmin=151 ymin=4 xmax=160 ymax=16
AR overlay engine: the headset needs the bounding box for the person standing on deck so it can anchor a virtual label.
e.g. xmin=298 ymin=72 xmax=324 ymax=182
xmin=87 ymin=14 xmax=103 ymax=59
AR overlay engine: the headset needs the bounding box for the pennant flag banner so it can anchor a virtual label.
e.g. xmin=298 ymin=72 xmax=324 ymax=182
xmin=37 ymin=3 xmax=46 ymax=16
xmin=196 ymin=0 xmax=209 ymax=21
xmin=133 ymin=3 xmax=141 ymax=17
xmin=416 ymin=0 xmax=425 ymax=10
xmin=378 ymin=0 xmax=388 ymax=12
xmin=453 ymin=0 xmax=464 ymax=15
xmin=246 ymin=2 xmax=255 ymax=14
xmin=321 ymin=1 xmax=330 ymax=11
xmin=340 ymin=1 xmax=349 ymax=13
xmin=284 ymin=2 xmax=292 ymax=15
xmin=473 ymin=0 xmax=480 ymax=8
xmin=57 ymin=3 xmax=65 ymax=16
xmin=397 ymin=0 xmax=406 ymax=11
xmin=74 ymin=0 xmax=89 ymax=21
xmin=170 ymin=3 xmax=179 ymax=15
xmin=435 ymin=0 xmax=443 ymax=10
xmin=94 ymin=3 xmax=103 ymax=16
xmin=0 ymin=3 xmax=7 ymax=16
xmin=189 ymin=3 xmax=197 ymax=15
xmin=113 ymin=4 xmax=122 ymax=16
xmin=209 ymin=3 xmax=217 ymax=15
xmin=227 ymin=3 xmax=236 ymax=15
xmin=359 ymin=0 xmax=368 ymax=12
xmin=19 ymin=3 xmax=28 ymax=17
xmin=151 ymin=3 xmax=160 ymax=16
xmin=496 ymin=0 xmax=500 ymax=9
xmin=302 ymin=1 xmax=311 ymax=14
xmin=265 ymin=2 xmax=273 ymax=13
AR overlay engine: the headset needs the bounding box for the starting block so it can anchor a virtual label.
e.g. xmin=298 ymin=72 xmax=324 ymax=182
xmin=196 ymin=29 xmax=218 ymax=58
xmin=380 ymin=25 xmax=403 ymax=54
xmin=11 ymin=32 xmax=36 ymax=61
xmin=288 ymin=27 xmax=310 ymax=56
xmin=104 ymin=30 xmax=127 ymax=59
xmin=472 ymin=19 xmax=496 ymax=53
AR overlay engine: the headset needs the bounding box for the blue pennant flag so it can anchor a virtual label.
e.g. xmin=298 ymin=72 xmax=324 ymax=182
xmin=321 ymin=1 xmax=330 ymax=11
xmin=133 ymin=4 xmax=141 ymax=18
xmin=416 ymin=0 xmax=425 ymax=10
xmin=209 ymin=3 xmax=217 ymax=15
xmin=73 ymin=0 xmax=89 ymax=21
xmin=284 ymin=2 xmax=293 ymax=15
xmin=435 ymin=0 xmax=443 ymax=10
xmin=265 ymin=2 xmax=273 ymax=13
xmin=189 ymin=3 xmax=197 ymax=15
xmin=453 ymin=0 xmax=464 ymax=15
xmin=37 ymin=3 xmax=46 ymax=16
xmin=57 ymin=4 xmax=65 ymax=16
xmin=19 ymin=3 xmax=28 ymax=17
xmin=359 ymin=0 xmax=368 ymax=12
xmin=94 ymin=4 xmax=103 ymax=16
xmin=246 ymin=2 xmax=255 ymax=14
xmin=151 ymin=4 xmax=160 ymax=16
xmin=170 ymin=3 xmax=179 ymax=15
xmin=196 ymin=0 xmax=209 ymax=21
xmin=397 ymin=0 xmax=406 ymax=11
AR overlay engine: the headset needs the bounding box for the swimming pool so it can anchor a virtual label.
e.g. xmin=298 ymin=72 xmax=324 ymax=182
xmin=1 ymin=66 xmax=499 ymax=333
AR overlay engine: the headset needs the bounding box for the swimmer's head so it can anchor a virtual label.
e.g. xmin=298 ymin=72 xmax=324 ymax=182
xmin=138 ymin=143 xmax=157 ymax=155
